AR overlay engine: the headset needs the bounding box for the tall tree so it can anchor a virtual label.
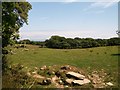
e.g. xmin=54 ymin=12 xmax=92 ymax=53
xmin=2 ymin=2 xmax=32 ymax=48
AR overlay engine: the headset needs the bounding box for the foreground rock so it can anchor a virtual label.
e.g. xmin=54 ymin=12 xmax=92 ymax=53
xmin=66 ymin=71 xmax=85 ymax=80
xmin=40 ymin=65 xmax=47 ymax=70
xmin=65 ymin=79 xmax=74 ymax=84
xmin=51 ymin=76 xmax=64 ymax=88
xmin=33 ymin=74 xmax=45 ymax=79
xmin=72 ymin=80 xmax=84 ymax=86
xmin=83 ymin=79 xmax=91 ymax=84
xmin=106 ymin=82 xmax=113 ymax=86
xmin=37 ymin=78 xmax=51 ymax=85
xmin=41 ymin=78 xmax=51 ymax=85
xmin=72 ymin=78 xmax=91 ymax=86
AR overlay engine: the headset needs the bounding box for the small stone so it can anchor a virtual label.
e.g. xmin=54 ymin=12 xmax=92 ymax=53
xmin=32 ymin=71 xmax=37 ymax=75
xmin=65 ymin=85 xmax=69 ymax=87
xmin=92 ymin=74 xmax=99 ymax=78
xmin=24 ymin=49 xmax=29 ymax=51
xmin=33 ymin=74 xmax=45 ymax=79
xmin=65 ymin=79 xmax=74 ymax=84
xmin=40 ymin=65 xmax=47 ymax=70
xmin=34 ymin=67 xmax=38 ymax=70
xmin=83 ymin=78 xmax=91 ymax=84
xmin=59 ymin=80 xmax=63 ymax=84
xmin=51 ymin=71 xmax=55 ymax=75
xmin=41 ymin=78 xmax=51 ymax=85
xmin=27 ymin=72 xmax=31 ymax=76
xmin=106 ymin=82 xmax=113 ymax=86
xmin=51 ymin=76 xmax=58 ymax=83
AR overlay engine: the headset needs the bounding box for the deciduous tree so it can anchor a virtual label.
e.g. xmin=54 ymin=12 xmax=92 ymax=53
xmin=2 ymin=2 xmax=32 ymax=48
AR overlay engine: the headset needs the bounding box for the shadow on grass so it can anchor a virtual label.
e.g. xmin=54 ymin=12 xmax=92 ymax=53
xmin=111 ymin=54 xmax=120 ymax=56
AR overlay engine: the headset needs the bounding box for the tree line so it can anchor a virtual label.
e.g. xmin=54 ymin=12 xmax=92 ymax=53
xmin=17 ymin=35 xmax=120 ymax=49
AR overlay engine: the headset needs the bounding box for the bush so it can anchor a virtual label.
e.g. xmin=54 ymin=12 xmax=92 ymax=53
xmin=89 ymin=50 xmax=93 ymax=52
xmin=2 ymin=64 xmax=34 ymax=88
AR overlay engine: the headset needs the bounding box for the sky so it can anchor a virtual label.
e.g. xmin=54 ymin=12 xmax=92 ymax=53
xmin=19 ymin=1 xmax=118 ymax=41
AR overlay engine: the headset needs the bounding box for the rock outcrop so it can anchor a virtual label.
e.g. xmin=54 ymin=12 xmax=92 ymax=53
xmin=26 ymin=65 xmax=112 ymax=88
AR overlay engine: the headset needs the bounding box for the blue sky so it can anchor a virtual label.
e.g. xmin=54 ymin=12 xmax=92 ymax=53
xmin=19 ymin=1 xmax=118 ymax=41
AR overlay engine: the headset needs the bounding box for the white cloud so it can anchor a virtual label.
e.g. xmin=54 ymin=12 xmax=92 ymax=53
xmin=90 ymin=2 xmax=110 ymax=8
xmin=90 ymin=1 xmax=118 ymax=8
xmin=83 ymin=1 xmax=118 ymax=14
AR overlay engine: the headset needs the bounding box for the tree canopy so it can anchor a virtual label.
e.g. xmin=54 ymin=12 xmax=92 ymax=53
xmin=45 ymin=35 xmax=120 ymax=49
xmin=2 ymin=2 xmax=32 ymax=47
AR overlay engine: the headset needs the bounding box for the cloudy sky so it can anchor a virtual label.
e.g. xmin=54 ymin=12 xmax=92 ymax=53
xmin=19 ymin=1 xmax=118 ymax=41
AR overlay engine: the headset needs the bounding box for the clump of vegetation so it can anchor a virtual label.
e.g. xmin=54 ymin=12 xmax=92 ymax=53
xmin=104 ymin=52 xmax=107 ymax=54
xmin=2 ymin=64 xmax=34 ymax=88
xmin=89 ymin=50 xmax=93 ymax=53
xmin=96 ymin=52 xmax=99 ymax=55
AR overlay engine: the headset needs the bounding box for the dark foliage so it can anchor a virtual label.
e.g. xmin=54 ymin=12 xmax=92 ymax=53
xmin=2 ymin=2 xmax=32 ymax=48
xmin=45 ymin=36 xmax=120 ymax=49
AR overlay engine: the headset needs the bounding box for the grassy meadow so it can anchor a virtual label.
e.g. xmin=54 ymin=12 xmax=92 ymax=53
xmin=7 ymin=45 xmax=118 ymax=72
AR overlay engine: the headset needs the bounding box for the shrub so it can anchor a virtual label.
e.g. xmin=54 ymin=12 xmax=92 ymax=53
xmin=2 ymin=64 xmax=34 ymax=88
xmin=89 ymin=50 xmax=93 ymax=52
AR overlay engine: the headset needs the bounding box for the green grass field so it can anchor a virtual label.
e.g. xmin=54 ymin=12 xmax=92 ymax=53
xmin=7 ymin=45 xmax=118 ymax=72
xmin=6 ymin=45 xmax=119 ymax=87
